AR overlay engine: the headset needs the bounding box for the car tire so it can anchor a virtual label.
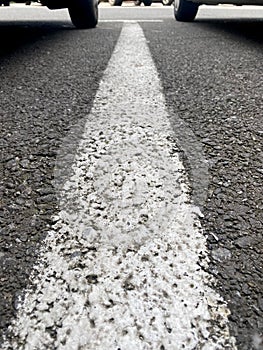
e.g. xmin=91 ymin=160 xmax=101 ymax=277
xmin=68 ymin=0 xmax=98 ymax=29
xmin=143 ymin=0 xmax=152 ymax=5
xmin=174 ymin=0 xmax=199 ymax=21
xmin=162 ymin=0 xmax=173 ymax=5
xmin=109 ymin=0 xmax=123 ymax=5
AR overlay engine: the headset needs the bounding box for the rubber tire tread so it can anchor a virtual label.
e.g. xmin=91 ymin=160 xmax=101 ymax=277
xmin=174 ymin=0 xmax=199 ymax=21
xmin=68 ymin=0 xmax=98 ymax=29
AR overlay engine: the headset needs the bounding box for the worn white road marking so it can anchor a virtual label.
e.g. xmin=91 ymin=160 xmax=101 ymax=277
xmin=3 ymin=23 xmax=236 ymax=350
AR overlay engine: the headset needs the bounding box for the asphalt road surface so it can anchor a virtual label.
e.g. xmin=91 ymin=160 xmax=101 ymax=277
xmin=0 ymin=3 xmax=262 ymax=350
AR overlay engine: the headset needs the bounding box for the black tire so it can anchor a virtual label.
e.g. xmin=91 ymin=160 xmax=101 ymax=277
xmin=143 ymin=0 xmax=152 ymax=5
xmin=162 ymin=0 xmax=173 ymax=5
xmin=109 ymin=0 xmax=123 ymax=5
xmin=68 ymin=0 xmax=98 ymax=29
xmin=174 ymin=0 xmax=199 ymax=21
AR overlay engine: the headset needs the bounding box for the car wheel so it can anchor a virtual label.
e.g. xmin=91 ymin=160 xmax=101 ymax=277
xmin=68 ymin=0 xmax=98 ymax=29
xmin=143 ymin=0 xmax=152 ymax=5
xmin=134 ymin=0 xmax=142 ymax=5
xmin=109 ymin=0 xmax=123 ymax=5
xmin=162 ymin=0 xmax=173 ymax=5
xmin=174 ymin=0 xmax=199 ymax=21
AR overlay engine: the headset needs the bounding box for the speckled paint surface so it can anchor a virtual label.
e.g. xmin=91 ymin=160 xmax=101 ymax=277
xmin=3 ymin=22 xmax=236 ymax=350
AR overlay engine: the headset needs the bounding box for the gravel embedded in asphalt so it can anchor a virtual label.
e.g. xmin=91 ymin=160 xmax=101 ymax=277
xmin=0 ymin=21 xmax=121 ymax=344
xmin=2 ymin=23 xmax=236 ymax=350
xmin=0 ymin=7 xmax=262 ymax=349
xmin=142 ymin=18 xmax=263 ymax=350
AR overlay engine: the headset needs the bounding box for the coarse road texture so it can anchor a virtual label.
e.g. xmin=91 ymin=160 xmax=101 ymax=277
xmin=0 ymin=4 xmax=262 ymax=350
xmin=2 ymin=20 xmax=236 ymax=350
xmin=139 ymin=9 xmax=263 ymax=350
xmin=0 ymin=8 xmax=121 ymax=346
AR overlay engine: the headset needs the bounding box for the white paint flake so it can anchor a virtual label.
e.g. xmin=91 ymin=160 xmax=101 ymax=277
xmin=3 ymin=23 xmax=237 ymax=350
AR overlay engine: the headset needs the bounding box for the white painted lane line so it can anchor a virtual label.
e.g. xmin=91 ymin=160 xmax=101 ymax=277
xmin=3 ymin=23 xmax=236 ymax=350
